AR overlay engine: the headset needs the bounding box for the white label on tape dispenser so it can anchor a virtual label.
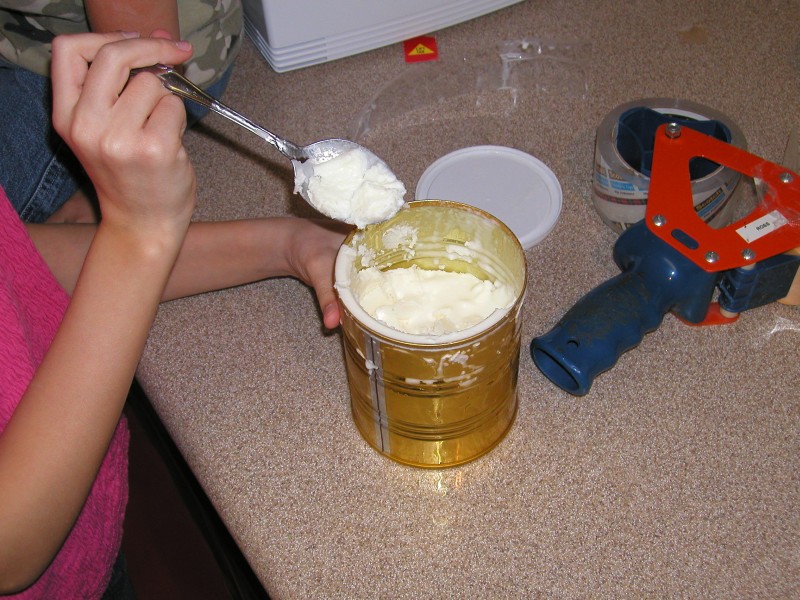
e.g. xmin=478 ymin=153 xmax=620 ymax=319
xmin=736 ymin=209 xmax=788 ymax=243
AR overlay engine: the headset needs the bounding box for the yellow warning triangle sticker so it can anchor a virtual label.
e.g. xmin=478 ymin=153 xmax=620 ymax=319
xmin=408 ymin=43 xmax=434 ymax=56
xmin=403 ymin=35 xmax=438 ymax=63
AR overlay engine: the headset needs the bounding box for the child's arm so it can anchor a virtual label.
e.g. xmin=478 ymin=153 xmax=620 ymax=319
xmin=85 ymin=0 xmax=181 ymax=40
xmin=27 ymin=217 xmax=347 ymax=329
xmin=0 ymin=32 xmax=194 ymax=592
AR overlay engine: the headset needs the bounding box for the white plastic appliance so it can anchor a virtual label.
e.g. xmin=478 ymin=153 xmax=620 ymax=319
xmin=242 ymin=0 xmax=524 ymax=73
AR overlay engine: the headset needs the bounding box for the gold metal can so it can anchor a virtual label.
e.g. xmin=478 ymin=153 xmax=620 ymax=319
xmin=335 ymin=201 xmax=527 ymax=468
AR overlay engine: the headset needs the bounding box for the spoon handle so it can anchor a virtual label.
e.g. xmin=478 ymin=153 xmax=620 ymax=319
xmin=131 ymin=64 xmax=306 ymax=161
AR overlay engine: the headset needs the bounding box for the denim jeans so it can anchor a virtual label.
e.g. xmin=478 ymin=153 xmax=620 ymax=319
xmin=0 ymin=56 xmax=233 ymax=223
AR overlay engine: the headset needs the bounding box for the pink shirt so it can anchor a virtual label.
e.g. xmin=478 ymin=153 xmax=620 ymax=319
xmin=0 ymin=188 xmax=129 ymax=599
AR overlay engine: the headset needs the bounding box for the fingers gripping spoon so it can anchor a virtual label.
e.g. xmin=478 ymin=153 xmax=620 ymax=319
xmin=131 ymin=64 xmax=406 ymax=227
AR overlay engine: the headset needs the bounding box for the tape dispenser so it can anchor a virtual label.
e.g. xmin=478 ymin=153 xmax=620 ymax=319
xmin=531 ymin=123 xmax=800 ymax=395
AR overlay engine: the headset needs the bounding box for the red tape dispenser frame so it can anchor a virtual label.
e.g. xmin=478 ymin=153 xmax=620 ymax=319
xmin=645 ymin=123 xmax=800 ymax=272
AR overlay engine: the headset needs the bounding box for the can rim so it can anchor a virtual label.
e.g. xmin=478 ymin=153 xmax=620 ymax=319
xmin=334 ymin=200 xmax=528 ymax=346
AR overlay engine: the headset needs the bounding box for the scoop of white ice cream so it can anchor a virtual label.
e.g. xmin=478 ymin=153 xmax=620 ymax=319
xmin=294 ymin=147 xmax=406 ymax=228
xmin=350 ymin=265 xmax=515 ymax=336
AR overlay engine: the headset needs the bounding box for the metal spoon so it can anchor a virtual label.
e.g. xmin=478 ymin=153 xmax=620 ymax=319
xmin=130 ymin=64 xmax=382 ymax=214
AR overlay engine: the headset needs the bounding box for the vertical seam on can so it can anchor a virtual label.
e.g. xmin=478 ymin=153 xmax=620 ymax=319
xmin=365 ymin=333 xmax=389 ymax=453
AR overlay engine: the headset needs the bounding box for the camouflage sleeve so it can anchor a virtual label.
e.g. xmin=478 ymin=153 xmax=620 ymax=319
xmin=0 ymin=0 xmax=88 ymax=77
xmin=0 ymin=0 xmax=243 ymax=87
xmin=180 ymin=0 xmax=244 ymax=87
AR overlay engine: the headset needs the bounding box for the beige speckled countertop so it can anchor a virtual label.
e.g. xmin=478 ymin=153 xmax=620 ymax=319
xmin=136 ymin=1 xmax=800 ymax=598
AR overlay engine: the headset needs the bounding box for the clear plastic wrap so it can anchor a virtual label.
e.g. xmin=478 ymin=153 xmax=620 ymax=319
xmin=352 ymin=38 xmax=590 ymax=139
xmin=350 ymin=38 xmax=590 ymax=193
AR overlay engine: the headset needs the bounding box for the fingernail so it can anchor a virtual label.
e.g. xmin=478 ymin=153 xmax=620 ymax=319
xmin=175 ymin=40 xmax=192 ymax=51
xmin=120 ymin=31 xmax=140 ymax=38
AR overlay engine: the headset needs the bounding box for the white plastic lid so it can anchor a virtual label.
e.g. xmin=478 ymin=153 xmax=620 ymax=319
xmin=415 ymin=145 xmax=562 ymax=249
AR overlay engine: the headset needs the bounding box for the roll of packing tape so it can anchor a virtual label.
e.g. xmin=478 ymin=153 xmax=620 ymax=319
xmin=592 ymin=98 xmax=747 ymax=234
